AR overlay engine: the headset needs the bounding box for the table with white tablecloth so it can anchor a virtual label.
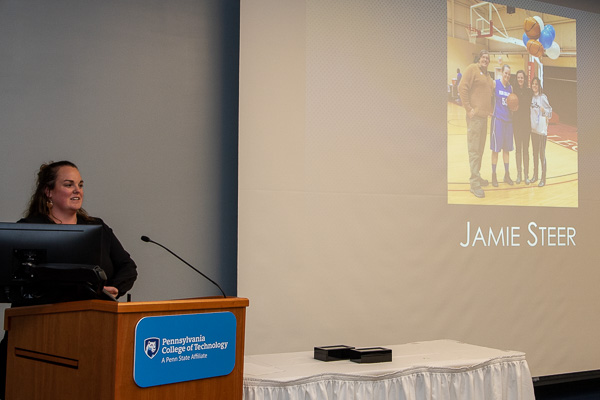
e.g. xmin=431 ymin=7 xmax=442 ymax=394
xmin=243 ymin=339 xmax=535 ymax=400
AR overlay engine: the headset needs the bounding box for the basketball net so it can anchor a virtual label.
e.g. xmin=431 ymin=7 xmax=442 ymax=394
xmin=466 ymin=25 xmax=479 ymax=44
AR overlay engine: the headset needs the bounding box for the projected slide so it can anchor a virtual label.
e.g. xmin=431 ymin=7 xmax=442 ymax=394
xmin=447 ymin=2 xmax=578 ymax=207
xmin=240 ymin=0 xmax=600 ymax=379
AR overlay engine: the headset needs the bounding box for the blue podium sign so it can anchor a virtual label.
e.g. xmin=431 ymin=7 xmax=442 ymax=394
xmin=133 ymin=312 xmax=237 ymax=388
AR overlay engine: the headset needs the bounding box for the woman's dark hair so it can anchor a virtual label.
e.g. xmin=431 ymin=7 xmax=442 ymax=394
xmin=531 ymin=76 xmax=543 ymax=95
xmin=515 ymin=70 xmax=526 ymax=88
xmin=25 ymin=160 xmax=91 ymax=221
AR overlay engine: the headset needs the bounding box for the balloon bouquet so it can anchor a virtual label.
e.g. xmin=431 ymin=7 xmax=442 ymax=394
xmin=522 ymin=16 xmax=561 ymax=60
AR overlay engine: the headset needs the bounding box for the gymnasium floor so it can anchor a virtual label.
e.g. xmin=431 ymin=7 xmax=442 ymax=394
xmin=447 ymin=100 xmax=578 ymax=207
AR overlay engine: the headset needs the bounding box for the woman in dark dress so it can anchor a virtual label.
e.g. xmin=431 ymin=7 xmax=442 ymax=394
xmin=512 ymin=70 xmax=533 ymax=184
xmin=19 ymin=160 xmax=137 ymax=296
xmin=1 ymin=161 xmax=138 ymax=398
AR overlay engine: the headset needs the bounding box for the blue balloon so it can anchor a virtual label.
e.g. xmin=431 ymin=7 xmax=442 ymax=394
xmin=522 ymin=32 xmax=529 ymax=47
xmin=546 ymin=25 xmax=556 ymax=41
xmin=539 ymin=28 xmax=553 ymax=49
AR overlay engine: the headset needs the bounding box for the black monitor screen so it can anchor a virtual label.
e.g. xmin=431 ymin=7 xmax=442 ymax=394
xmin=0 ymin=222 xmax=104 ymax=304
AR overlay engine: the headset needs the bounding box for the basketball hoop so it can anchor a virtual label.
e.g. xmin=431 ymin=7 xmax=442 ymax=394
xmin=466 ymin=24 xmax=480 ymax=44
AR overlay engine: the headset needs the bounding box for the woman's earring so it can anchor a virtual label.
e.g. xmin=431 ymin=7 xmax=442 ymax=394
xmin=47 ymin=198 xmax=53 ymax=209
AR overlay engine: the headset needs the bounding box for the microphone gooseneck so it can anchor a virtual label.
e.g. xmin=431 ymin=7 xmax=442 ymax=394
xmin=140 ymin=235 xmax=227 ymax=298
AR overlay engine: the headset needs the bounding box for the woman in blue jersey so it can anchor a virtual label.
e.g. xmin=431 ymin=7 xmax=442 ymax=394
xmin=530 ymin=77 xmax=552 ymax=187
xmin=490 ymin=64 xmax=514 ymax=187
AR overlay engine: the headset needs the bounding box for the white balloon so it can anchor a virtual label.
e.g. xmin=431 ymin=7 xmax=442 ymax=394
xmin=533 ymin=16 xmax=545 ymax=33
xmin=546 ymin=41 xmax=560 ymax=59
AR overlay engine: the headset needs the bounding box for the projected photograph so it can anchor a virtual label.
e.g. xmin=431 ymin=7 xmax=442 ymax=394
xmin=447 ymin=2 xmax=578 ymax=207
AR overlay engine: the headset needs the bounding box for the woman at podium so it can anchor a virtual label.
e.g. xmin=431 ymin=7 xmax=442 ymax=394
xmin=18 ymin=160 xmax=138 ymax=297
xmin=0 ymin=160 xmax=138 ymax=399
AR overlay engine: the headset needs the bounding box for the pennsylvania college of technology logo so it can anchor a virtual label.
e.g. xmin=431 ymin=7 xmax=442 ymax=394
xmin=144 ymin=337 xmax=160 ymax=359
xmin=134 ymin=312 xmax=237 ymax=388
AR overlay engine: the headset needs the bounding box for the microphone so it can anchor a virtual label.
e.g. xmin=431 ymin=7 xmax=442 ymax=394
xmin=141 ymin=235 xmax=226 ymax=298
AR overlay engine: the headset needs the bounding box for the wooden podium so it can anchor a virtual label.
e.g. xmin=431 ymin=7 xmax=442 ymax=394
xmin=4 ymin=297 xmax=249 ymax=399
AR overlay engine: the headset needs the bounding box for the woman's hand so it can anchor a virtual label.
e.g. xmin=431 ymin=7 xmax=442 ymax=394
xmin=104 ymin=286 xmax=119 ymax=297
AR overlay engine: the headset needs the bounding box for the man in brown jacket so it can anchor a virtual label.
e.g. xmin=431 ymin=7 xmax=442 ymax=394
xmin=458 ymin=50 xmax=494 ymax=198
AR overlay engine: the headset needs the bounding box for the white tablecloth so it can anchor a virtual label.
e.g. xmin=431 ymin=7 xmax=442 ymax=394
xmin=243 ymin=340 xmax=535 ymax=400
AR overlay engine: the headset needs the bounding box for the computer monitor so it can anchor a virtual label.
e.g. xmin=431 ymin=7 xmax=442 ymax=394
xmin=0 ymin=222 xmax=108 ymax=305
